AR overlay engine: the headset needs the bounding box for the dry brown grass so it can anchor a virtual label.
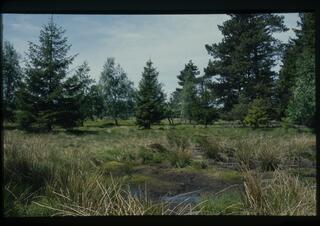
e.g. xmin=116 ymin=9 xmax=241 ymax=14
xmin=241 ymin=169 xmax=316 ymax=215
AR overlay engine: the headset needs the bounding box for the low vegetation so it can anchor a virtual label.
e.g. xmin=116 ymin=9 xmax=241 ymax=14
xmin=3 ymin=120 xmax=316 ymax=216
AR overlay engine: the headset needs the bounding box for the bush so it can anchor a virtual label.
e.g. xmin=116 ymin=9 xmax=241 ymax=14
xmin=280 ymin=117 xmax=294 ymax=130
xmin=15 ymin=110 xmax=35 ymax=130
xmin=226 ymin=94 xmax=249 ymax=122
xmin=244 ymin=98 xmax=271 ymax=128
xmin=138 ymin=147 xmax=164 ymax=164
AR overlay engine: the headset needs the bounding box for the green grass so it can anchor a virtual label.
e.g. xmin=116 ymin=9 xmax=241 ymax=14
xmin=198 ymin=190 xmax=243 ymax=215
xmin=3 ymin=119 xmax=316 ymax=216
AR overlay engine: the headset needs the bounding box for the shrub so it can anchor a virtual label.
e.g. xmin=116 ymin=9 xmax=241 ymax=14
xmin=138 ymin=147 xmax=164 ymax=164
xmin=244 ymin=98 xmax=271 ymax=128
xmin=15 ymin=110 xmax=35 ymax=130
xmin=280 ymin=117 xmax=294 ymax=130
xmin=226 ymin=94 xmax=249 ymax=122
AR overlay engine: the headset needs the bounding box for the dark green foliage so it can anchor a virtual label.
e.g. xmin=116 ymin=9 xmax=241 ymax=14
xmin=286 ymin=50 xmax=315 ymax=127
xmin=205 ymin=14 xmax=287 ymax=112
xmin=285 ymin=13 xmax=315 ymax=127
xmin=57 ymin=62 xmax=94 ymax=128
xmin=16 ymin=18 xmax=76 ymax=131
xmin=138 ymin=147 xmax=164 ymax=164
xmin=86 ymin=84 xmax=105 ymax=120
xmin=193 ymin=76 xmax=219 ymax=127
xmin=226 ymin=94 xmax=249 ymax=122
xmin=276 ymin=41 xmax=301 ymax=119
xmin=176 ymin=60 xmax=200 ymax=92
xmin=244 ymin=98 xmax=272 ymax=128
xmin=2 ymin=41 xmax=23 ymax=121
xmin=99 ymin=58 xmax=135 ymax=126
xmin=135 ymin=60 xmax=166 ymax=129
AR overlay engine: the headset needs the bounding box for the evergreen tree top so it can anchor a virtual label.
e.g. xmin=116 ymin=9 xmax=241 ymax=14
xmin=26 ymin=17 xmax=76 ymax=72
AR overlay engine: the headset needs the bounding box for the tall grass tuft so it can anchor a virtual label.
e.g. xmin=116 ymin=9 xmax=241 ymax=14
xmin=241 ymin=170 xmax=316 ymax=215
xmin=195 ymin=136 xmax=224 ymax=161
xmin=33 ymin=172 xmax=201 ymax=216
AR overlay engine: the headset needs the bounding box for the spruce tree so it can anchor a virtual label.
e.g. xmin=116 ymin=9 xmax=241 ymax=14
xmin=2 ymin=41 xmax=23 ymax=121
xmin=16 ymin=18 xmax=75 ymax=130
xmin=193 ymin=76 xmax=218 ymax=127
xmin=176 ymin=60 xmax=200 ymax=92
xmin=205 ymin=14 xmax=287 ymax=113
xmin=135 ymin=60 xmax=166 ymax=129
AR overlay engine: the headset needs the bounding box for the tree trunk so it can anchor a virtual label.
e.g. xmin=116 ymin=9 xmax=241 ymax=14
xmin=114 ymin=118 xmax=118 ymax=126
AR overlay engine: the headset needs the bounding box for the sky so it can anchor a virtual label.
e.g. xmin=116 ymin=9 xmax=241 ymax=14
xmin=3 ymin=13 xmax=299 ymax=96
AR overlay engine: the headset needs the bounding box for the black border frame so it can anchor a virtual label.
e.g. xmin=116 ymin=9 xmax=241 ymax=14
xmin=0 ymin=0 xmax=319 ymax=226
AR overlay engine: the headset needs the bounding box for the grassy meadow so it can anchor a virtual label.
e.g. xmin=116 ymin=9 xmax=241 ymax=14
xmin=3 ymin=119 xmax=316 ymax=216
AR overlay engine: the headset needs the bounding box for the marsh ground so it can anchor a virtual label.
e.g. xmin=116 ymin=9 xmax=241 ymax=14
xmin=3 ymin=119 xmax=316 ymax=216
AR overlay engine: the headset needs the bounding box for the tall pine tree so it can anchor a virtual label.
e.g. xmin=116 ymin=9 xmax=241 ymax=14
xmin=16 ymin=17 xmax=76 ymax=130
xmin=135 ymin=60 xmax=166 ymax=129
xmin=205 ymin=14 xmax=287 ymax=114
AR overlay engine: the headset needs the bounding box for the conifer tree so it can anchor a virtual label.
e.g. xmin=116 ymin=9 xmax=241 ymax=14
xmin=286 ymin=13 xmax=315 ymax=127
xmin=57 ymin=61 xmax=93 ymax=128
xmin=193 ymin=76 xmax=218 ymax=127
xmin=135 ymin=60 xmax=166 ymax=129
xmin=2 ymin=41 xmax=22 ymax=121
xmin=176 ymin=60 xmax=200 ymax=92
xmin=205 ymin=14 xmax=287 ymax=113
xmin=16 ymin=18 xmax=75 ymax=130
